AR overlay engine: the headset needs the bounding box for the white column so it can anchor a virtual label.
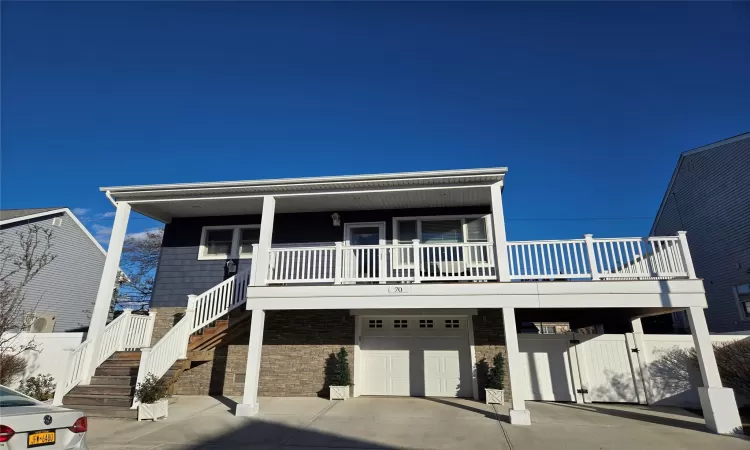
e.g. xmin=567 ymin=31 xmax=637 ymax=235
xmin=502 ymin=307 xmax=530 ymax=425
xmin=686 ymin=307 xmax=742 ymax=434
xmin=236 ymin=309 xmax=265 ymax=416
xmin=83 ymin=201 xmax=131 ymax=383
xmin=489 ymin=183 xmax=511 ymax=282
xmin=252 ymin=196 xmax=276 ymax=286
xmin=629 ymin=317 xmax=653 ymax=405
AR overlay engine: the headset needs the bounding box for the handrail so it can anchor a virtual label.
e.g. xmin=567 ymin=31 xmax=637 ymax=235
xmin=192 ymin=267 xmax=252 ymax=332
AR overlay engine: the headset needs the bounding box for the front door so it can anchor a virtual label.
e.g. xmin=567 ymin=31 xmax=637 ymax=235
xmin=343 ymin=222 xmax=386 ymax=281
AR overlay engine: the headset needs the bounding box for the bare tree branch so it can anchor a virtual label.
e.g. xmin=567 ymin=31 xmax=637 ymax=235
xmin=118 ymin=228 xmax=163 ymax=310
xmin=0 ymin=224 xmax=57 ymax=357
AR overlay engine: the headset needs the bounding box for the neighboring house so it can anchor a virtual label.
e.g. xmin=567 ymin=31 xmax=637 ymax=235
xmin=651 ymin=133 xmax=750 ymax=333
xmin=0 ymin=207 xmax=112 ymax=332
xmin=57 ymin=168 xmax=740 ymax=433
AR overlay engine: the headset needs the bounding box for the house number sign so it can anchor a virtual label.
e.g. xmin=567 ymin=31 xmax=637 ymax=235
xmin=388 ymin=286 xmax=410 ymax=294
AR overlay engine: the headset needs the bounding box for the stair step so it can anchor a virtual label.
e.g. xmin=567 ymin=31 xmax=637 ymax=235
xmin=62 ymin=393 xmax=133 ymax=407
xmin=108 ymin=351 xmax=142 ymax=361
xmin=100 ymin=359 xmax=141 ymax=367
xmin=64 ymin=404 xmax=138 ymax=419
xmin=95 ymin=367 xmax=139 ymax=377
xmin=68 ymin=384 xmax=134 ymax=396
xmin=90 ymin=375 xmax=136 ymax=386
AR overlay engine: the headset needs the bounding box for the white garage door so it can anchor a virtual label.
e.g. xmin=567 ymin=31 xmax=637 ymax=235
xmin=359 ymin=317 xmax=472 ymax=397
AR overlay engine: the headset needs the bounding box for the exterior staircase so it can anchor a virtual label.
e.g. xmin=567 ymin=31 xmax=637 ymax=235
xmin=62 ymin=351 xmax=185 ymax=418
xmin=56 ymin=266 xmax=254 ymax=418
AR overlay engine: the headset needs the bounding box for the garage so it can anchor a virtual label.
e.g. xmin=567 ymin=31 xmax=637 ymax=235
xmin=358 ymin=316 xmax=473 ymax=397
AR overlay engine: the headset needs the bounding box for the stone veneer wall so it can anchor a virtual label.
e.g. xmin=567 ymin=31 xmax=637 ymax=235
xmin=471 ymin=309 xmax=511 ymax=401
xmin=156 ymin=307 xmax=508 ymax=399
xmin=170 ymin=310 xmax=355 ymax=397
xmin=150 ymin=307 xmax=189 ymax=345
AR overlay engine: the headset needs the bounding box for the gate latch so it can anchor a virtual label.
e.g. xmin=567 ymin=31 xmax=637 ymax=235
xmin=576 ymin=389 xmax=589 ymax=394
xmin=631 ymin=348 xmax=640 ymax=353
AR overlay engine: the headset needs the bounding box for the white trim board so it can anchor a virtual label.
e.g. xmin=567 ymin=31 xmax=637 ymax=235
xmin=198 ymin=224 xmax=260 ymax=260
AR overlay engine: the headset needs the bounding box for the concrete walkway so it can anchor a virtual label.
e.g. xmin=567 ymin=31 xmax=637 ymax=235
xmin=86 ymin=396 xmax=749 ymax=449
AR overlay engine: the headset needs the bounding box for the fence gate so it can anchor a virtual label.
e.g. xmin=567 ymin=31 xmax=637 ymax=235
xmin=518 ymin=333 xmax=645 ymax=404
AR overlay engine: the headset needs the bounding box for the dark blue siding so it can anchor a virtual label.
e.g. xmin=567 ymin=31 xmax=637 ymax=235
xmin=151 ymin=206 xmax=490 ymax=307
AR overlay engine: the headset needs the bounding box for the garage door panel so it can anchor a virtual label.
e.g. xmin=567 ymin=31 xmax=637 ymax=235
xmin=360 ymin=332 xmax=471 ymax=398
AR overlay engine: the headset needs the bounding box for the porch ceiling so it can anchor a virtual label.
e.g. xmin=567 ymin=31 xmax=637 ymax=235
xmin=129 ymin=186 xmax=492 ymax=222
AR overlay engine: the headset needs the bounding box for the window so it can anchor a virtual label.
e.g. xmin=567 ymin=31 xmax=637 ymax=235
xmin=368 ymin=319 xmax=383 ymax=328
xmin=541 ymin=326 xmax=556 ymax=335
xmin=445 ymin=319 xmax=460 ymax=329
xmin=735 ymin=284 xmax=750 ymax=320
xmin=419 ymin=319 xmax=434 ymax=329
xmin=393 ymin=216 xmax=490 ymax=244
xmin=397 ymin=220 xmax=418 ymax=244
xmin=199 ymin=225 xmax=260 ymax=260
xmin=394 ymin=319 xmax=408 ymax=328
xmin=422 ymin=220 xmax=463 ymax=243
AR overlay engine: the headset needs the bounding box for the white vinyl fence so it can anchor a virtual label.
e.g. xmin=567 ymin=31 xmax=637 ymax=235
xmin=1 ymin=332 xmax=85 ymax=390
xmin=518 ymin=332 xmax=749 ymax=408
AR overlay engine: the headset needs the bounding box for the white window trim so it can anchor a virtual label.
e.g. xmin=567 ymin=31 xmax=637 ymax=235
xmin=392 ymin=214 xmax=492 ymax=244
xmin=198 ymin=225 xmax=260 ymax=260
xmin=733 ymin=284 xmax=750 ymax=322
xmin=343 ymin=221 xmax=387 ymax=246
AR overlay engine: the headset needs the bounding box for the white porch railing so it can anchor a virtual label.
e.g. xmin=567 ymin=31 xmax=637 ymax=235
xmin=264 ymin=233 xmax=694 ymax=284
xmin=53 ymin=310 xmax=156 ymax=406
xmin=266 ymin=241 xmax=497 ymax=284
xmin=507 ymin=235 xmax=693 ymax=281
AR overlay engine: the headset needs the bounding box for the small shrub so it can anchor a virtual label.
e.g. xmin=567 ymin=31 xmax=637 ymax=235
xmin=18 ymin=374 xmax=56 ymax=401
xmin=134 ymin=374 xmax=169 ymax=404
xmin=0 ymin=354 xmax=27 ymax=385
xmin=486 ymin=352 xmax=505 ymax=390
xmin=713 ymin=339 xmax=750 ymax=399
xmin=330 ymin=347 xmax=351 ymax=386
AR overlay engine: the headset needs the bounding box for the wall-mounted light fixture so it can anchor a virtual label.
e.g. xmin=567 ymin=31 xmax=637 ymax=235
xmin=226 ymin=260 xmax=237 ymax=274
xmin=331 ymin=213 xmax=341 ymax=227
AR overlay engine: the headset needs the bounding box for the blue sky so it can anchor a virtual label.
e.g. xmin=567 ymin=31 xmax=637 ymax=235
xmin=2 ymin=2 xmax=749 ymax=244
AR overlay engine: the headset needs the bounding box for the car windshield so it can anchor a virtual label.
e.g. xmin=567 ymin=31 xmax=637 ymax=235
xmin=0 ymin=385 xmax=39 ymax=407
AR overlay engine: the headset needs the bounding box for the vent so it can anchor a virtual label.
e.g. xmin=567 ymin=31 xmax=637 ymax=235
xmin=26 ymin=313 xmax=56 ymax=333
xmin=51 ymin=217 xmax=63 ymax=227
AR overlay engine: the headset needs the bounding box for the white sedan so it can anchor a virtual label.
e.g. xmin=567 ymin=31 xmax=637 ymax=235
xmin=0 ymin=385 xmax=88 ymax=449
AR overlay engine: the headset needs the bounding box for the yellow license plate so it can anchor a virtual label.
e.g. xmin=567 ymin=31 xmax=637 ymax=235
xmin=28 ymin=430 xmax=55 ymax=447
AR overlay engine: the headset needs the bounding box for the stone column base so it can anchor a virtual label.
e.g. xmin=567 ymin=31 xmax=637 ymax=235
xmin=698 ymin=387 xmax=742 ymax=434
xmin=235 ymin=402 xmax=259 ymax=417
xmin=509 ymin=409 xmax=531 ymax=425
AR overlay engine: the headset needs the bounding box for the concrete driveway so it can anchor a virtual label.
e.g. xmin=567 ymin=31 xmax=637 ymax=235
xmin=86 ymin=396 xmax=748 ymax=449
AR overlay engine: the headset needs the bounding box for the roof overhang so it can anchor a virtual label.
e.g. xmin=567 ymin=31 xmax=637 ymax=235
xmin=101 ymin=168 xmax=507 ymax=223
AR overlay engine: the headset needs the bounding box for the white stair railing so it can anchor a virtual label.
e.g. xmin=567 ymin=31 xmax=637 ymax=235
xmin=53 ymin=310 xmax=156 ymax=406
xmin=192 ymin=266 xmax=252 ymax=331
xmin=131 ymin=266 xmax=253 ymax=407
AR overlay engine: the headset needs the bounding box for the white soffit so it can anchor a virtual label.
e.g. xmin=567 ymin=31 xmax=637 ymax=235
xmin=105 ymin=168 xmax=505 ymax=221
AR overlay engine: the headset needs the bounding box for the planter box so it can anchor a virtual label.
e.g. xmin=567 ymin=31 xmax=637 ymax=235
xmin=329 ymin=385 xmax=350 ymax=401
xmin=138 ymin=399 xmax=169 ymax=421
xmin=485 ymin=388 xmax=505 ymax=405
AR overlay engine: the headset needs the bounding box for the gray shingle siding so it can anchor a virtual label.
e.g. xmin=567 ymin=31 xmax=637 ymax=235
xmin=652 ymin=135 xmax=750 ymax=332
xmin=151 ymin=206 xmax=490 ymax=308
xmin=0 ymin=211 xmax=106 ymax=331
